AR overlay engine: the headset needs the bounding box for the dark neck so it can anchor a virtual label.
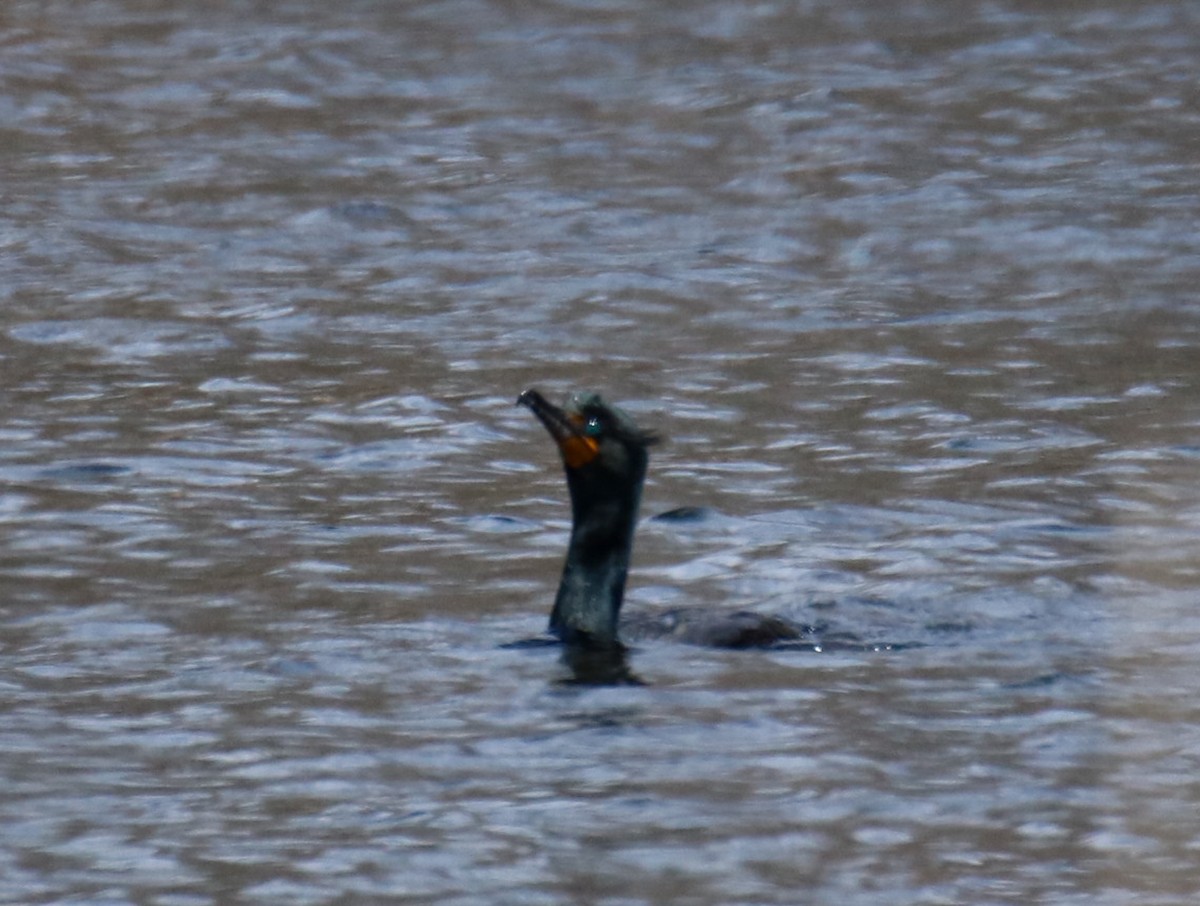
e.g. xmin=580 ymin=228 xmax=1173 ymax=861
xmin=549 ymin=463 xmax=645 ymax=649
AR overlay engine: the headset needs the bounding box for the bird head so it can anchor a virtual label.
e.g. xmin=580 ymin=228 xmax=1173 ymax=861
xmin=518 ymin=388 xmax=657 ymax=484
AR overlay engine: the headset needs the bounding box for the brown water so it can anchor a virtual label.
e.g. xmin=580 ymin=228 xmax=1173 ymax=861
xmin=3 ymin=1 xmax=1200 ymax=902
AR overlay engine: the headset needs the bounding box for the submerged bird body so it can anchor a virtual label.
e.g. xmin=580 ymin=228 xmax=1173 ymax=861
xmin=519 ymin=388 xmax=805 ymax=652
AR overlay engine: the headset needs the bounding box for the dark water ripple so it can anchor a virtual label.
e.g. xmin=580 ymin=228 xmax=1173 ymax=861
xmin=3 ymin=0 xmax=1200 ymax=903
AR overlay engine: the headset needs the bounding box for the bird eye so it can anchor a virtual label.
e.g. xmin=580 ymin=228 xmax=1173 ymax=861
xmin=584 ymin=415 xmax=604 ymax=437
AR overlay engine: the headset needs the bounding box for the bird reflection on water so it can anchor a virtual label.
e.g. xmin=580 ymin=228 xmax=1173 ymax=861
xmin=501 ymin=635 xmax=644 ymax=686
xmin=558 ymin=643 xmax=645 ymax=687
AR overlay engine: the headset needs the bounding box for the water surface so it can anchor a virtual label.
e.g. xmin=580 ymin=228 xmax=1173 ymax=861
xmin=3 ymin=1 xmax=1200 ymax=903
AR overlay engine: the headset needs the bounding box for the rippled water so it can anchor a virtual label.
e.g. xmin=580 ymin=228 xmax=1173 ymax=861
xmin=3 ymin=1 xmax=1200 ymax=903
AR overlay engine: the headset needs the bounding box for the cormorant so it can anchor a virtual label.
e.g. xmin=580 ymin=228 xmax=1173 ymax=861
xmin=518 ymin=388 xmax=805 ymax=652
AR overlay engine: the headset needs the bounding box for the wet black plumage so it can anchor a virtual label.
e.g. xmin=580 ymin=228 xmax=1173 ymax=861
xmin=519 ymin=388 xmax=804 ymax=651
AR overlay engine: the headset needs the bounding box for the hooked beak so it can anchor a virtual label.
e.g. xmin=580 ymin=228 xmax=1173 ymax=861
xmin=518 ymin=388 xmax=600 ymax=469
